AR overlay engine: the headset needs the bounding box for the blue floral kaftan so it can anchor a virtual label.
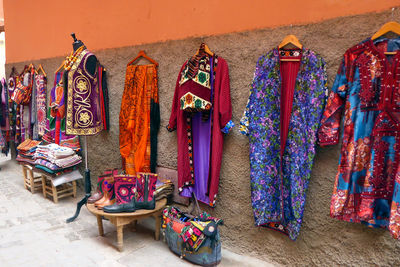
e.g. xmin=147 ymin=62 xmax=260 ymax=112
xmin=240 ymin=48 xmax=327 ymax=240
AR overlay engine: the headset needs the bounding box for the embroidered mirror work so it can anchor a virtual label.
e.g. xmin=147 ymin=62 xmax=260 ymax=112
xmin=318 ymin=38 xmax=400 ymax=239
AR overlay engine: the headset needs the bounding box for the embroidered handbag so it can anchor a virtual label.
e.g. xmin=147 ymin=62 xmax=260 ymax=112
xmin=11 ymin=67 xmax=34 ymax=105
xmin=162 ymin=206 xmax=223 ymax=266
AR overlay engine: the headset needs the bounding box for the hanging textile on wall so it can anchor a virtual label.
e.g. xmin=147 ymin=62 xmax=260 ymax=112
xmin=318 ymin=37 xmax=400 ymax=239
xmin=240 ymin=47 xmax=327 ymax=240
xmin=0 ymin=79 xmax=9 ymax=154
xmin=167 ymin=44 xmax=234 ymax=207
xmin=7 ymin=69 xmax=17 ymax=150
xmin=30 ymin=70 xmax=47 ymax=140
xmin=120 ymin=51 xmax=160 ymax=175
xmin=65 ymin=49 xmax=104 ymax=136
xmin=31 ymin=70 xmax=38 ymax=140
xmin=10 ymin=68 xmax=24 ymax=147
xmin=35 ymin=73 xmax=47 ymax=138
xmin=48 ymin=70 xmax=67 ymax=144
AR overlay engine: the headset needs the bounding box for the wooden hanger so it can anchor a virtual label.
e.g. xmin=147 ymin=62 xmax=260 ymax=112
xmin=127 ymin=50 xmax=159 ymax=67
xmin=371 ymin=21 xmax=400 ymax=55
xmin=279 ymin=35 xmax=302 ymax=62
xmin=55 ymin=60 xmax=65 ymax=73
xmin=28 ymin=63 xmax=35 ymax=73
xmin=196 ymin=43 xmax=214 ymax=56
xmin=279 ymin=34 xmax=303 ymax=50
xmin=37 ymin=64 xmax=47 ymax=77
xmin=371 ymin=21 xmax=400 ymax=40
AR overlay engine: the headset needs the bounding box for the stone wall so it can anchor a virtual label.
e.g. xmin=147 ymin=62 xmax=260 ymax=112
xmin=7 ymin=9 xmax=400 ymax=266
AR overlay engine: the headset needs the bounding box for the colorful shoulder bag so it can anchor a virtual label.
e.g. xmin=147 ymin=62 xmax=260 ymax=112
xmin=11 ymin=65 xmax=34 ymax=105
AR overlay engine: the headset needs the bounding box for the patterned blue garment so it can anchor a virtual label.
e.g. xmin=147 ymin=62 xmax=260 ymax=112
xmin=318 ymin=38 xmax=400 ymax=240
xmin=240 ymin=48 xmax=328 ymax=240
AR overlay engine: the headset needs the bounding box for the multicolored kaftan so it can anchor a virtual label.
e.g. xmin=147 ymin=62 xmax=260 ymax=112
xmin=318 ymin=38 xmax=400 ymax=239
xmin=240 ymin=48 xmax=327 ymax=240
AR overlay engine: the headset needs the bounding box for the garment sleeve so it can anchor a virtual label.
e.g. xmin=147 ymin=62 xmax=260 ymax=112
xmin=239 ymin=57 xmax=262 ymax=136
xmin=239 ymin=94 xmax=251 ymax=136
xmin=218 ymin=59 xmax=234 ymax=134
xmin=166 ymin=65 xmax=183 ymax=132
xmin=318 ymin=57 xmax=348 ymax=146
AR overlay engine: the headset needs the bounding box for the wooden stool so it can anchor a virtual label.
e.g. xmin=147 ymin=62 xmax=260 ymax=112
xmin=87 ymin=198 xmax=167 ymax=251
xmin=21 ymin=164 xmax=43 ymax=193
xmin=41 ymin=174 xmax=77 ymax=203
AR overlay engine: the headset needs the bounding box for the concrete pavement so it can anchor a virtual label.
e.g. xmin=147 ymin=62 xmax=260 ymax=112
xmin=0 ymin=155 xmax=276 ymax=267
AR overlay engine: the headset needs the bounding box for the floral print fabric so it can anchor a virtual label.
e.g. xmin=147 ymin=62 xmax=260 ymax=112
xmin=318 ymin=38 xmax=400 ymax=239
xmin=240 ymin=48 xmax=327 ymax=240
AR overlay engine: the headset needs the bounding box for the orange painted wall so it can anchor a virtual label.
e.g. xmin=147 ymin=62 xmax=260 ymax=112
xmin=4 ymin=0 xmax=400 ymax=63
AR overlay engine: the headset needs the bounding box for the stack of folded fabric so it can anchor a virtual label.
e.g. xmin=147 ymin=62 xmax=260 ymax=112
xmin=34 ymin=143 xmax=82 ymax=174
xmin=41 ymin=131 xmax=81 ymax=152
xmin=60 ymin=136 xmax=81 ymax=152
xmin=155 ymin=177 xmax=174 ymax=201
xmin=16 ymin=139 xmax=42 ymax=165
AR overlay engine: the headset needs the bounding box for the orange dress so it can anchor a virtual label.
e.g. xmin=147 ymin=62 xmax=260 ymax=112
xmin=119 ymin=64 xmax=159 ymax=175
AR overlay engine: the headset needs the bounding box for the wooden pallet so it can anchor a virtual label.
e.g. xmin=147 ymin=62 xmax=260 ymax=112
xmin=41 ymin=174 xmax=77 ymax=203
xmin=21 ymin=164 xmax=43 ymax=193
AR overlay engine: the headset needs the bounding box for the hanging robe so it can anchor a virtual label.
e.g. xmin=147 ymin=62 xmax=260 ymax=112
xmin=240 ymin=48 xmax=327 ymax=240
xmin=167 ymin=55 xmax=234 ymax=207
xmin=318 ymin=37 xmax=400 ymax=239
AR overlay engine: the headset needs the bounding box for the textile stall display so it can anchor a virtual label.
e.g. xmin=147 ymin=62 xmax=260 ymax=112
xmin=318 ymin=21 xmax=400 ymax=240
xmin=1 ymin=64 xmax=50 ymax=156
xmin=167 ymin=43 xmax=234 ymax=207
xmin=3 ymin=20 xmax=400 ymax=258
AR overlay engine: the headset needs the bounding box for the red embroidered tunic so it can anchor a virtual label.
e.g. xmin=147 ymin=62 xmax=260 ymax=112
xmin=167 ymin=55 xmax=233 ymax=207
xmin=318 ymin=38 xmax=400 ymax=238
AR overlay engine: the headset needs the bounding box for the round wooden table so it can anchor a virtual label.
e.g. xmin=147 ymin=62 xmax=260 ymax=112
xmin=87 ymin=198 xmax=167 ymax=251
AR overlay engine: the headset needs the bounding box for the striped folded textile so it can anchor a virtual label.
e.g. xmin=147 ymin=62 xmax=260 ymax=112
xmin=53 ymin=155 xmax=82 ymax=168
xmin=16 ymin=155 xmax=35 ymax=165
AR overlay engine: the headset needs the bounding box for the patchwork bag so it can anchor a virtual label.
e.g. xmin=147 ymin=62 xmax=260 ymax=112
xmin=11 ymin=67 xmax=34 ymax=105
xmin=163 ymin=206 xmax=223 ymax=266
